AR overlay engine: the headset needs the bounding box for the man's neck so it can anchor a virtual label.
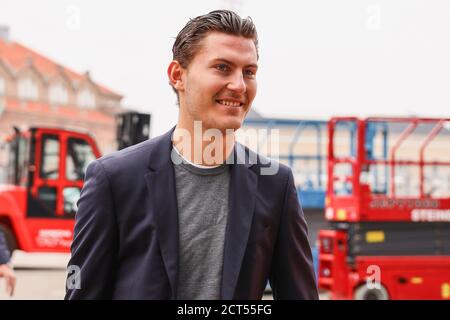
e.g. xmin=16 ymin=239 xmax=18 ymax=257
xmin=172 ymin=121 xmax=235 ymax=167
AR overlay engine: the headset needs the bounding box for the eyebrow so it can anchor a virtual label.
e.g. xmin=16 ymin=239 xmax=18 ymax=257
xmin=211 ymin=58 xmax=258 ymax=69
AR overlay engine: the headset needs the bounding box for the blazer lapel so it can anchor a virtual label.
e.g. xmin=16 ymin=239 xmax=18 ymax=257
xmin=144 ymin=128 xmax=179 ymax=299
xmin=221 ymin=143 xmax=258 ymax=299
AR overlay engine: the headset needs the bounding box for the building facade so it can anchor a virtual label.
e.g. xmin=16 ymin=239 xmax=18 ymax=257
xmin=0 ymin=26 xmax=124 ymax=173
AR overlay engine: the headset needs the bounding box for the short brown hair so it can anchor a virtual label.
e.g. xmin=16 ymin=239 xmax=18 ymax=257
xmin=172 ymin=10 xmax=259 ymax=68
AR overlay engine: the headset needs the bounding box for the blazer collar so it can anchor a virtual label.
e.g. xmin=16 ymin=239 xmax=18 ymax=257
xmin=144 ymin=127 xmax=179 ymax=298
xmin=221 ymin=143 xmax=258 ymax=299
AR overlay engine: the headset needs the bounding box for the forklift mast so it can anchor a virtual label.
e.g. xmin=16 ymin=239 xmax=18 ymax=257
xmin=116 ymin=112 xmax=151 ymax=150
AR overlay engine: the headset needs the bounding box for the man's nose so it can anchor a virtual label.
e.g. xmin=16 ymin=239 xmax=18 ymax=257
xmin=227 ymin=71 xmax=246 ymax=94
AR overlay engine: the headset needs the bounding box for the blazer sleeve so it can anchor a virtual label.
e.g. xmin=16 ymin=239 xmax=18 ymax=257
xmin=65 ymin=160 xmax=119 ymax=300
xmin=269 ymin=168 xmax=319 ymax=300
xmin=0 ymin=229 xmax=11 ymax=265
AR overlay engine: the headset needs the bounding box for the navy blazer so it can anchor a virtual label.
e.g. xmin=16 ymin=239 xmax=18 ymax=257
xmin=65 ymin=128 xmax=318 ymax=300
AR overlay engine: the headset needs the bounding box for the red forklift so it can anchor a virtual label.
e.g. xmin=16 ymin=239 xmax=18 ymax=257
xmin=318 ymin=117 xmax=450 ymax=300
xmin=0 ymin=112 xmax=150 ymax=254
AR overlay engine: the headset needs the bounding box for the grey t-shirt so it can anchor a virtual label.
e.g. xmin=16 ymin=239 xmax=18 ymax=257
xmin=173 ymin=148 xmax=230 ymax=300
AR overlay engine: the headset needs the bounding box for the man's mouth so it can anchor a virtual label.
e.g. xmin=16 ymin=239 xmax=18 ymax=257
xmin=216 ymin=99 xmax=244 ymax=107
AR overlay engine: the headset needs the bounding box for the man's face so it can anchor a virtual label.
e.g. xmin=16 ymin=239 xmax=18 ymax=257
xmin=176 ymin=32 xmax=258 ymax=132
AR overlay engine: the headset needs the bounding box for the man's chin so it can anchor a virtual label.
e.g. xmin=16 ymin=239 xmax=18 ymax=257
xmin=202 ymin=118 xmax=243 ymax=132
xmin=217 ymin=121 xmax=242 ymax=133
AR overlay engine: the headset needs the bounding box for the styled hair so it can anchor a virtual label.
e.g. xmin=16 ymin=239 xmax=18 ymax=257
xmin=172 ymin=10 xmax=259 ymax=69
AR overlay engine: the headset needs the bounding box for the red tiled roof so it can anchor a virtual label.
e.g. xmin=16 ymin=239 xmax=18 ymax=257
xmin=0 ymin=38 xmax=122 ymax=98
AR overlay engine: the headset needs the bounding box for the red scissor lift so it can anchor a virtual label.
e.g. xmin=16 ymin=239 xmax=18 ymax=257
xmin=318 ymin=117 xmax=450 ymax=299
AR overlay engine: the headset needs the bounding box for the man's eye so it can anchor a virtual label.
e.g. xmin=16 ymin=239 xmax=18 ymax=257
xmin=244 ymin=69 xmax=256 ymax=77
xmin=216 ymin=64 xmax=230 ymax=72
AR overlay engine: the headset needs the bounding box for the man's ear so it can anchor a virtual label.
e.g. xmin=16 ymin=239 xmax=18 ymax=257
xmin=167 ymin=60 xmax=185 ymax=92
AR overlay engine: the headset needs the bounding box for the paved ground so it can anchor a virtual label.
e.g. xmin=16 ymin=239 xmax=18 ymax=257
xmin=0 ymin=251 xmax=68 ymax=300
xmin=0 ymin=251 xmax=328 ymax=300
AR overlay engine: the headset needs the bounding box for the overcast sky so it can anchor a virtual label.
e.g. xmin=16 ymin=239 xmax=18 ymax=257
xmin=1 ymin=0 xmax=450 ymax=136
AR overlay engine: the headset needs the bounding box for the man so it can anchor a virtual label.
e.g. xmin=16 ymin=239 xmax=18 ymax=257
xmin=0 ymin=229 xmax=16 ymax=296
xmin=65 ymin=10 xmax=318 ymax=300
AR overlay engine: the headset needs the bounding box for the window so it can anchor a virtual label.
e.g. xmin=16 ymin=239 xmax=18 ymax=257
xmin=63 ymin=187 xmax=81 ymax=215
xmin=49 ymin=83 xmax=68 ymax=105
xmin=104 ymin=99 xmax=118 ymax=108
xmin=66 ymin=138 xmax=96 ymax=181
xmin=18 ymin=77 xmax=38 ymax=101
xmin=40 ymin=135 xmax=60 ymax=179
xmin=0 ymin=76 xmax=5 ymax=96
xmin=37 ymin=187 xmax=57 ymax=216
xmin=7 ymin=134 xmax=29 ymax=185
xmin=77 ymin=88 xmax=95 ymax=108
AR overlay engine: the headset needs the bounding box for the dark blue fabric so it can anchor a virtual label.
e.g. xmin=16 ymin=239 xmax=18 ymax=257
xmin=65 ymin=127 xmax=318 ymax=300
xmin=0 ymin=229 xmax=11 ymax=265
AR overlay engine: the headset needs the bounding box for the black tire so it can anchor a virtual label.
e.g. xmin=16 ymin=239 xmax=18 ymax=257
xmin=0 ymin=224 xmax=18 ymax=254
xmin=353 ymin=283 xmax=389 ymax=300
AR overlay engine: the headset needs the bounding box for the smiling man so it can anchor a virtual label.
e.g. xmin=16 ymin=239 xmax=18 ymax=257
xmin=170 ymin=30 xmax=257 ymax=132
xmin=65 ymin=10 xmax=318 ymax=300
